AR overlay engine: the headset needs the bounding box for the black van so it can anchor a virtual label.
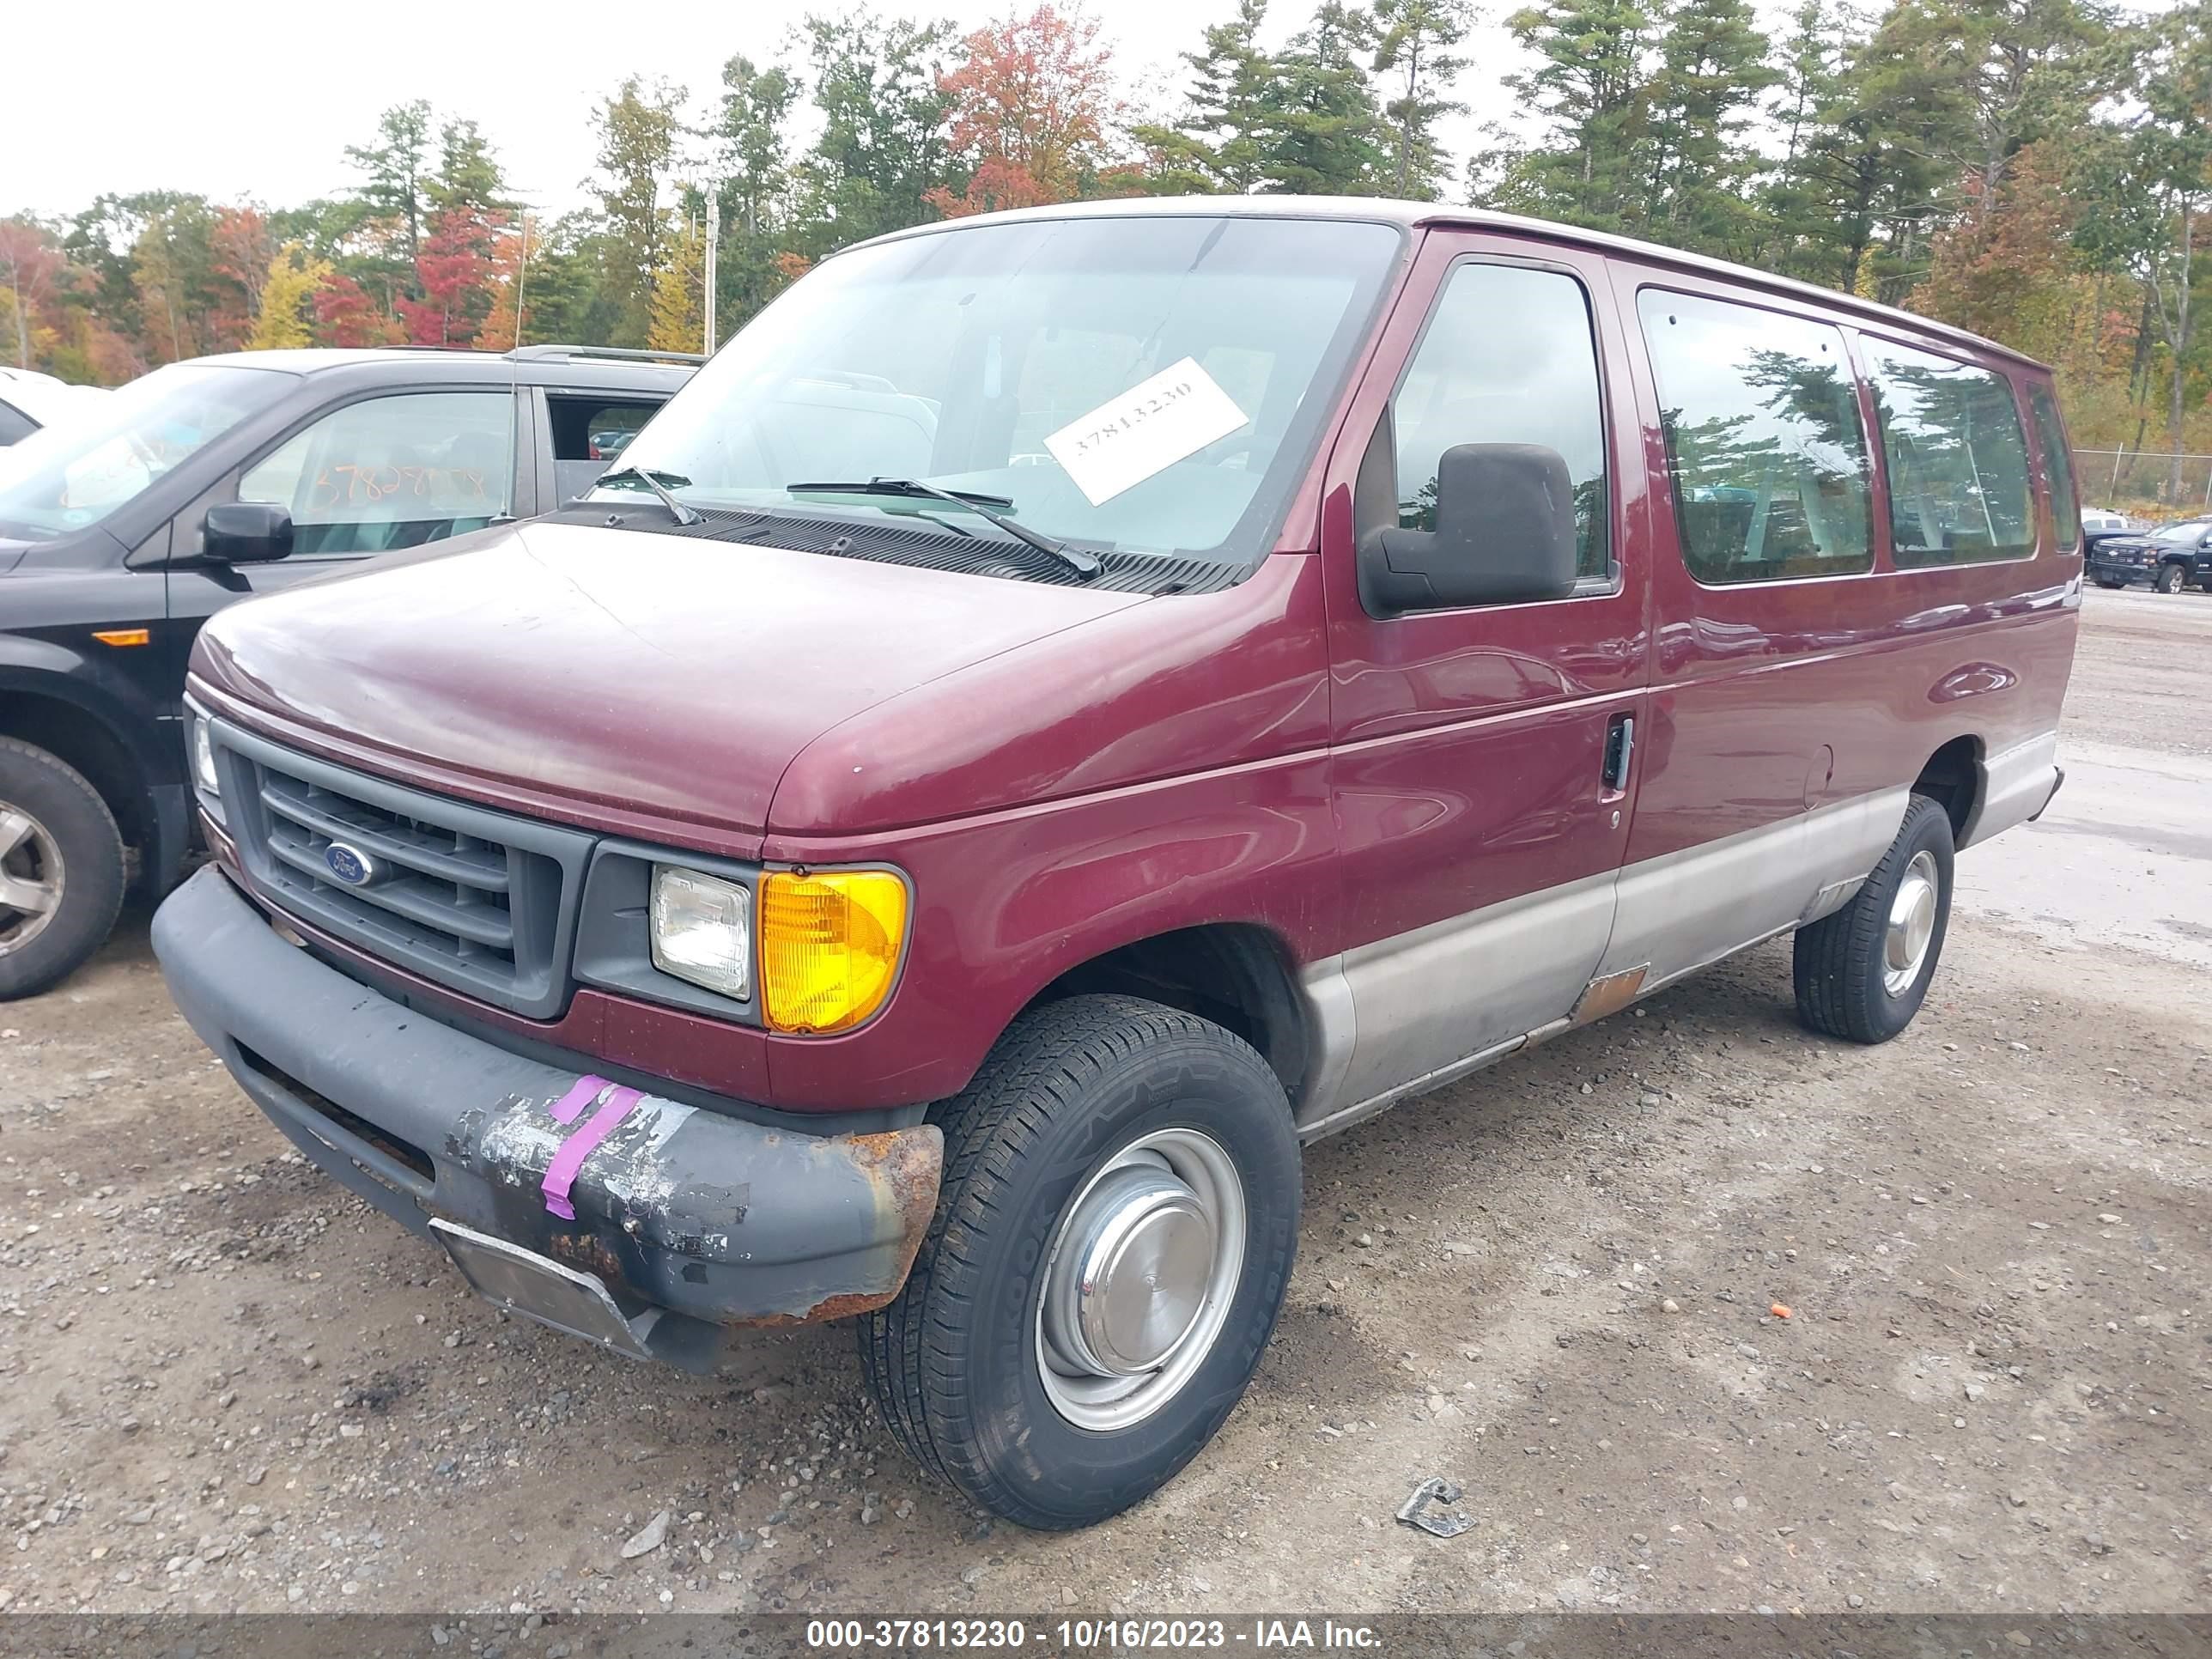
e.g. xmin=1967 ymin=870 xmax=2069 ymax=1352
xmin=0 ymin=345 xmax=694 ymax=998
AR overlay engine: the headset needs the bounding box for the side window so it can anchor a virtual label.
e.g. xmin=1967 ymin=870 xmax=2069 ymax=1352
xmin=1393 ymin=263 xmax=1610 ymax=580
xmin=238 ymin=392 xmax=514 ymax=557
xmin=1862 ymin=339 xmax=2033 ymax=567
xmin=0 ymin=400 xmax=36 ymax=447
xmin=546 ymin=397 xmax=661 ymax=463
xmin=1638 ymin=289 xmax=1873 ymax=584
xmin=2026 ymin=382 xmax=2081 ymax=552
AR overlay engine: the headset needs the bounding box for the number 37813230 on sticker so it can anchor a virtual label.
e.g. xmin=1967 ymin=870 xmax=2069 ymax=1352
xmin=1043 ymin=356 xmax=1249 ymax=506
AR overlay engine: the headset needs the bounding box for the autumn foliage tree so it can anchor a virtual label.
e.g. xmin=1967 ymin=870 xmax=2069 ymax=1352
xmin=398 ymin=206 xmax=501 ymax=347
xmin=476 ymin=213 xmax=536 ymax=352
xmin=927 ymin=5 xmax=1122 ymax=217
xmin=210 ymin=206 xmax=276 ymax=343
xmin=0 ymin=217 xmax=70 ymax=368
xmin=246 ymin=242 xmax=334 ymax=350
xmin=1911 ymin=143 xmax=2077 ymax=354
xmin=313 ymin=274 xmax=396 ymax=348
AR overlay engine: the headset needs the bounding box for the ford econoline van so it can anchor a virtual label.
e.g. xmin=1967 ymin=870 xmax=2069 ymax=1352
xmin=151 ymin=198 xmax=2077 ymax=1529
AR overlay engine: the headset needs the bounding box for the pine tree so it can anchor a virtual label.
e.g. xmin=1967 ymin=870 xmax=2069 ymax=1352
xmin=345 ymin=101 xmax=434 ymax=274
xmin=1756 ymin=0 xmax=1850 ymax=277
xmin=1792 ymin=0 xmax=1976 ymax=297
xmin=1500 ymin=0 xmax=1654 ymax=231
xmin=1370 ymin=0 xmax=1474 ymax=199
xmin=428 ymin=118 xmax=509 ymax=217
xmin=1638 ymin=0 xmax=1777 ymax=253
xmin=1258 ymin=3 xmax=1389 ymax=195
xmin=1131 ymin=0 xmax=1276 ymax=194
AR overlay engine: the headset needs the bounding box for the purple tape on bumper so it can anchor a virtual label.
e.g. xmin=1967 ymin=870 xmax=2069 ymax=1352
xmin=549 ymin=1073 xmax=611 ymax=1126
xmin=542 ymin=1085 xmax=644 ymax=1221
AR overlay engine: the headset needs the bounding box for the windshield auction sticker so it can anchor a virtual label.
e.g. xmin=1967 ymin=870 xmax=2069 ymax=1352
xmin=1044 ymin=357 xmax=1250 ymax=506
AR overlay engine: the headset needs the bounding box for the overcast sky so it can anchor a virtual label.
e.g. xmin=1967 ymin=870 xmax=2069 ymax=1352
xmin=12 ymin=0 xmax=1526 ymax=223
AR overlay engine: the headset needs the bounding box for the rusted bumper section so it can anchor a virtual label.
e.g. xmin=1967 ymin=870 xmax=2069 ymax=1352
xmin=152 ymin=866 xmax=941 ymax=1370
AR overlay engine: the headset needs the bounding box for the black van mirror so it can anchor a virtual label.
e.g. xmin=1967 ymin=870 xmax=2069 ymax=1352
xmin=204 ymin=502 xmax=295 ymax=564
xmin=1360 ymin=443 xmax=1580 ymax=614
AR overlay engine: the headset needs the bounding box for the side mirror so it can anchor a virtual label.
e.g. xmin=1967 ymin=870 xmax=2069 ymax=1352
xmin=1360 ymin=442 xmax=1581 ymax=615
xmin=204 ymin=501 xmax=295 ymax=564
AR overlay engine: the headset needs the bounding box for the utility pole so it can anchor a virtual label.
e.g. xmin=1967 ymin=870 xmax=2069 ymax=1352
xmin=702 ymin=193 xmax=720 ymax=356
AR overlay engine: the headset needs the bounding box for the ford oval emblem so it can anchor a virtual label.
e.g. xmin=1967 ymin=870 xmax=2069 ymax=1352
xmin=323 ymin=842 xmax=381 ymax=888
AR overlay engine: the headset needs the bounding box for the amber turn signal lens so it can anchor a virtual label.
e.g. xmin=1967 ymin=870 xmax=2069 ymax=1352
xmin=757 ymin=869 xmax=909 ymax=1034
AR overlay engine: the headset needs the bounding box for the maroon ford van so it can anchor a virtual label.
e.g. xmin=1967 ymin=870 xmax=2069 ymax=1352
xmin=153 ymin=198 xmax=2079 ymax=1528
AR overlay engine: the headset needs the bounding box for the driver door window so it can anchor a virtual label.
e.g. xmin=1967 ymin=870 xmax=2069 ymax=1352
xmin=238 ymin=392 xmax=514 ymax=557
xmin=1391 ymin=262 xmax=1611 ymax=579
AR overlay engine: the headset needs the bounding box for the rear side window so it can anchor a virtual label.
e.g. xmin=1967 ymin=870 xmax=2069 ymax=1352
xmin=1862 ymin=339 xmax=2033 ymax=566
xmin=1393 ymin=262 xmax=1610 ymax=580
xmin=1638 ymin=289 xmax=1873 ymax=585
xmin=0 ymin=399 xmax=36 ymax=446
xmin=2026 ymin=382 xmax=2080 ymax=552
xmin=547 ymin=397 xmax=661 ymax=463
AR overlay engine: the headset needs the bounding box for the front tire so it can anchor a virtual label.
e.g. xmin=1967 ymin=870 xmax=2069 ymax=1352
xmin=0 ymin=739 xmax=126 ymax=1001
xmin=2154 ymin=562 xmax=2187 ymax=594
xmin=1793 ymin=794 xmax=1954 ymax=1044
xmin=860 ymin=995 xmax=1300 ymax=1529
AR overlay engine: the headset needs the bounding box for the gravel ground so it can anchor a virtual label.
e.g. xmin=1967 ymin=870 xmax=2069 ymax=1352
xmin=0 ymin=588 xmax=2205 ymax=1621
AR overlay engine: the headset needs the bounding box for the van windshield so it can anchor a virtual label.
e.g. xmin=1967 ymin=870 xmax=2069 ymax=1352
xmin=609 ymin=215 xmax=1402 ymax=568
xmin=0 ymin=363 xmax=290 ymax=542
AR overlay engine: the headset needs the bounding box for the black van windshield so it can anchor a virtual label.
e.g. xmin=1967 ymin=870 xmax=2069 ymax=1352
xmin=0 ymin=363 xmax=289 ymax=542
xmin=606 ymin=215 xmax=1402 ymax=567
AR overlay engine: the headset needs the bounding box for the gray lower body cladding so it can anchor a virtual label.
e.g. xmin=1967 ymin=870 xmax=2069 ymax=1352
xmin=151 ymin=866 xmax=941 ymax=1369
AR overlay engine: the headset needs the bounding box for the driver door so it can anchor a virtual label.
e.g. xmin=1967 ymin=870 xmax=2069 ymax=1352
xmin=1314 ymin=231 xmax=1654 ymax=1115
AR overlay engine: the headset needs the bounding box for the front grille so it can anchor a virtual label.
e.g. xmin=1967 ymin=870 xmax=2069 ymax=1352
xmin=213 ymin=724 xmax=593 ymax=1018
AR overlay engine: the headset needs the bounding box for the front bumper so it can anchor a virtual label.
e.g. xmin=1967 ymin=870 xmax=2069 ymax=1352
xmin=152 ymin=866 xmax=941 ymax=1370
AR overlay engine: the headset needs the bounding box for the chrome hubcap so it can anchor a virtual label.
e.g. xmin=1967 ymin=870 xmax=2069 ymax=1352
xmin=1883 ymin=849 xmax=1939 ymax=997
xmin=1036 ymin=1127 xmax=1246 ymax=1431
xmin=0 ymin=805 xmax=65 ymax=957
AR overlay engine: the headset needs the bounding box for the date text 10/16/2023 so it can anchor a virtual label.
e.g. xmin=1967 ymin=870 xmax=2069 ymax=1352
xmin=803 ymin=1618 xmax=1385 ymax=1651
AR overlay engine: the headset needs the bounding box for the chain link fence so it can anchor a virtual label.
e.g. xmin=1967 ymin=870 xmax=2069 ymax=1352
xmin=2074 ymin=449 xmax=2212 ymax=517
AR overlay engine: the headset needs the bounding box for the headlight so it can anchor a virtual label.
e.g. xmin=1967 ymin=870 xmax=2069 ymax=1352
xmin=758 ymin=869 xmax=908 ymax=1034
xmin=190 ymin=717 xmax=218 ymax=795
xmin=648 ymin=866 xmax=752 ymax=1001
xmin=186 ymin=708 xmax=223 ymax=823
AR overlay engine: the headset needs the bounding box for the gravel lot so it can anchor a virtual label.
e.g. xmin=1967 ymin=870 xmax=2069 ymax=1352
xmin=1 ymin=588 xmax=2205 ymax=1621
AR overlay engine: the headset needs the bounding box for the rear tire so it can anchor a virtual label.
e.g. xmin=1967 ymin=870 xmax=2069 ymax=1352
xmin=0 ymin=738 xmax=126 ymax=1000
xmin=1794 ymin=793 xmax=1954 ymax=1045
xmin=859 ymin=994 xmax=1300 ymax=1529
xmin=2154 ymin=562 xmax=2186 ymax=594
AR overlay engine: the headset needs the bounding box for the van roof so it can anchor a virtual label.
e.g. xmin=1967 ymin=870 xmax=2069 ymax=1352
xmin=851 ymin=195 xmax=2047 ymax=374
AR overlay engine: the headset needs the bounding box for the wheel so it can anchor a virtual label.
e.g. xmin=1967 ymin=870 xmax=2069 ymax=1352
xmin=860 ymin=994 xmax=1300 ymax=1529
xmin=2154 ymin=562 xmax=2186 ymax=594
xmin=0 ymin=739 xmax=127 ymax=1000
xmin=1793 ymin=793 xmax=1954 ymax=1045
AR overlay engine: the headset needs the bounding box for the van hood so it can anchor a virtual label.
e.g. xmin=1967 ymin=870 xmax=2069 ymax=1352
xmin=191 ymin=520 xmax=1148 ymax=845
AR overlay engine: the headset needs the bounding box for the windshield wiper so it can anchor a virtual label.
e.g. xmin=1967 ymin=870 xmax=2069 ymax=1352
xmin=786 ymin=477 xmax=1101 ymax=578
xmin=595 ymin=464 xmax=703 ymax=526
